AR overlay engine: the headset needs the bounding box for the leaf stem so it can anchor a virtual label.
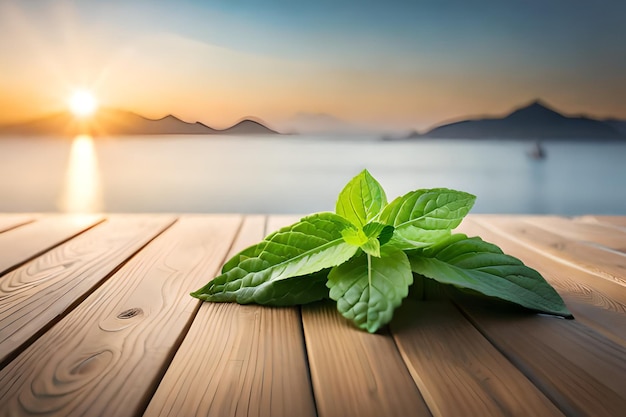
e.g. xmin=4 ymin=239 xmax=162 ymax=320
xmin=367 ymin=253 xmax=372 ymax=289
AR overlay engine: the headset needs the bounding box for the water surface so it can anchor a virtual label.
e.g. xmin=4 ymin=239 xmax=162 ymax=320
xmin=1 ymin=135 xmax=624 ymax=215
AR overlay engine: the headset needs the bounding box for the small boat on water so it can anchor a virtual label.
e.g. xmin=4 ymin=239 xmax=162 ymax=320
xmin=528 ymin=141 xmax=546 ymax=160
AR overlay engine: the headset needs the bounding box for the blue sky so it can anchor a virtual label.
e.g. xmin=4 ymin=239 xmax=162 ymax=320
xmin=1 ymin=0 xmax=625 ymax=131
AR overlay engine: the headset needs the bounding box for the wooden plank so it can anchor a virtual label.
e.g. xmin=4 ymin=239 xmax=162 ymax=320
xmin=458 ymin=217 xmax=626 ymax=347
xmin=478 ymin=216 xmax=626 ymax=288
xmin=0 ymin=214 xmax=103 ymax=276
xmin=0 ymin=215 xmax=175 ymax=366
xmin=524 ymin=216 xmax=626 ymax=253
xmin=0 ymin=214 xmax=35 ymax=233
xmin=145 ymin=302 xmax=316 ymax=417
xmin=576 ymin=215 xmax=626 ymax=230
xmin=145 ymin=215 xmax=317 ymax=417
xmin=454 ymin=296 xmax=626 ymax=417
xmin=390 ymin=299 xmax=564 ymax=417
xmin=0 ymin=215 xmax=242 ymax=417
xmin=302 ymin=301 xmax=432 ymax=417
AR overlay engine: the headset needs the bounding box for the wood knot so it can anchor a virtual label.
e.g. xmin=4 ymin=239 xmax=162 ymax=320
xmin=117 ymin=308 xmax=143 ymax=319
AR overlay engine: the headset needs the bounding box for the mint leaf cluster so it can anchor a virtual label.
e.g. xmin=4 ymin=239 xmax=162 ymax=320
xmin=192 ymin=170 xmax=571 ymax=333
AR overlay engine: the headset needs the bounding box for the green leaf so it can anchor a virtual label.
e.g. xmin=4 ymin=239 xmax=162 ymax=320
xmin=191 ymin=212 xmax=358 ymax=304
xmin=341 ymin=227 xmax=368 ymax=247
xmin=247 ymin=270 xmax=330 ymax=306
xmin=327 ymin=247 xmax=413 ymax=333
xmin=342 ymin=221 xmax=393 ymax=257
xmin=362 ymin=221 xmax=386 ymax=238
xmin=360 ymin=237 xmax=381 ymax=257
xmin=194 ymin=169 xmax=571 ymax=334
xmin=408 ymin=234 xmax=572 ymax=317
xmin=336 ymin=169 xmax=387 ymax=227
xmin=380 ymin=188 xmax=475 ymax=250
xmin=376 ymin=224 xmax=395 ymax=246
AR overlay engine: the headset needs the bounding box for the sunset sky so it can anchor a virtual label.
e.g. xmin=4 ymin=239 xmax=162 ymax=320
xmin=1 ymin=0 xmax=625 ymax=132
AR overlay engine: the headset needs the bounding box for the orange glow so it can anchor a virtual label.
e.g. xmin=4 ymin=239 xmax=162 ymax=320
xmin=1 ymin=3 xmax=624 ymax=131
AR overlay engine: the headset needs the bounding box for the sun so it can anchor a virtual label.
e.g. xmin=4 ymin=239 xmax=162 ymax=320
xmin=68 ymin=90 xmax=98 ymax=117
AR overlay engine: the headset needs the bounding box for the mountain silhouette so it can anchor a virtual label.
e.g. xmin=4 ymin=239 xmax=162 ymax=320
xmin=0 ymin=108 xmax=279 ymax=136
xmin=409 ymin=100 xmax=624 ymax=140
xmin=216 ymin=119 xmax=279 ymax=135
xmin=603 ymin=118 xmax=626 ymax=135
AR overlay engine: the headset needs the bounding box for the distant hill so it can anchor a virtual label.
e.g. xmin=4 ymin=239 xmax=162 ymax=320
xmin=0 ymin=108 xmax=279 ymax=136
xmin=218 ymin=119 xmax=279 ymax=135
xmin=405 ymin=100 xmax=625 ymax=140
xmin=603 ymin=118 xmax=626 ymax=135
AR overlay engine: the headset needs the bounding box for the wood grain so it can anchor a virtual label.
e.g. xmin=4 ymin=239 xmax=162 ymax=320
xmin=477 ymin=216 xmax=626 ymax=287
xmin=0 ymin=215 xmax=175 ymax=366
xmin=145 ymin=215 xmax=317 ymax=417
xmin=455 ymin=297 xmax=626 ymax=417
xmin=391 ymin=299 xmax=564 ymax=417
xmin=524 ymin=215 xmax=626 ymax=253
xmin=0 ymin=215 xmax=242 ymax=417
xmin=0 ymin=213 xmax=625 ymax=417
xmin=0 ymin=214 xmax=102 ymax=276
xmin=576 ymin=215 xmax=626 ymax=230
xmin=0 ymin=214 xmax=34 ymax=233
xmin=145 ymin=302 xmax=316 ymax=417
xmin=302 ymin=301 xmax=432 ymax=417
xmin=458 ymin=217 xmax=626 ymax=347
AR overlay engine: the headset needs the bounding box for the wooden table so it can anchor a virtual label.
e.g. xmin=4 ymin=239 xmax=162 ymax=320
xmin=0 ymin=213 xmax=625 ymax=417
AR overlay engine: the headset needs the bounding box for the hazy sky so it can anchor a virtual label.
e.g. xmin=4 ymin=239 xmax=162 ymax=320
xmin=1 ymin=0 xmax=625 ymax=131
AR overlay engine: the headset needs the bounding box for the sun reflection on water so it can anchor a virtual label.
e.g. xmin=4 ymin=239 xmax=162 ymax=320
xmin=59 ymin=135 xmax=103 ymax=213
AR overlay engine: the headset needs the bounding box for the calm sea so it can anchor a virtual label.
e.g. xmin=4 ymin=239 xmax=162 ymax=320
xmin=1 ymin=135 xmax=625 ymax=215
